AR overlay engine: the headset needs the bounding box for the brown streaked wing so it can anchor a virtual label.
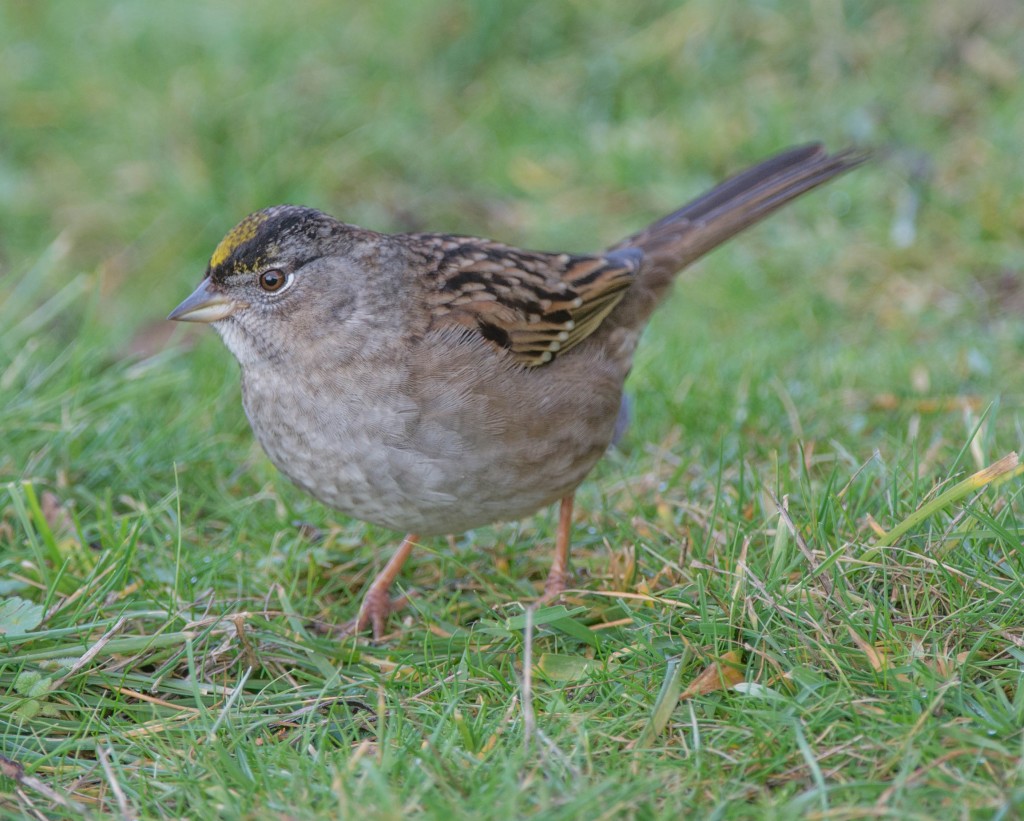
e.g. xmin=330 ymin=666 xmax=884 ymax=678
xmin=420 ymin=235 xmax=640 ymax=367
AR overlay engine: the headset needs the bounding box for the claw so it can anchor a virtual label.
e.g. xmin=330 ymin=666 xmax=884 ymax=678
xmin=338 ymin=533 xmax=419 ymax=639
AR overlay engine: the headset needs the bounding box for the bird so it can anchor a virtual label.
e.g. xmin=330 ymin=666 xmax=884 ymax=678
xmin=169 ymin=143 xmax=864 ymax=638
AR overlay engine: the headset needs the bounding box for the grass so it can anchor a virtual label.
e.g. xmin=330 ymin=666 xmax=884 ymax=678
xmin=3 ymin=0 xmax=1024 ymax=817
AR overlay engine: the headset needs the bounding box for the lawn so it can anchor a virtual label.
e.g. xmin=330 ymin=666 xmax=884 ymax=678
xmin=3 ymin=0 xmax=1024 ymax=818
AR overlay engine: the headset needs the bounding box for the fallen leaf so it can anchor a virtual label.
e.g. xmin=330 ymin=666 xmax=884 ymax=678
xmin=680 ymin=650 xmax=744 ymax=700
xmin=537 ymin=653 xmax=593 ymax=682
xmin=847 ymin=626 xmax=888 ymax=673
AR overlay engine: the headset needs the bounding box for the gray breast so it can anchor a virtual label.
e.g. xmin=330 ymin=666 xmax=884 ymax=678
xmin=237 ymin=329 xmax=626 ymax=535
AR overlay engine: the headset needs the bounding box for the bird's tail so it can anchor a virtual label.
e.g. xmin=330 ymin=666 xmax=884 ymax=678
xmin=609 ymin=143 xmax=866 ymax=329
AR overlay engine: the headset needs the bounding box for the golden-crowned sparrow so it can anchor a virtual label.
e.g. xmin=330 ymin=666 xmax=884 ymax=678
xmin=169 ymin=143 xmax=863 ymax=637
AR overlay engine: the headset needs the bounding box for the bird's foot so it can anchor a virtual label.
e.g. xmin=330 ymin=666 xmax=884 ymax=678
xmin=338 ymin=588 xmax=410 ymax=640
xmin=538 ymin=566 xmax=567 ymax=605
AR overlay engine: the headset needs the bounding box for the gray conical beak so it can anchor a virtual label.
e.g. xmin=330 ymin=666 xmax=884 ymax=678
xmin=167 ymin=278 xmax=241 ymax=323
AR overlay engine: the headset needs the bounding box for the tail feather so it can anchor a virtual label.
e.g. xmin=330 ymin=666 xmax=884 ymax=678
xmin=609 ymin=144 xmax=866 ymax=328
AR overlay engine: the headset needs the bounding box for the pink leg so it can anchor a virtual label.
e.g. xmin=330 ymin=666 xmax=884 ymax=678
xmin=352 ymin=533 xmax=418 ymax=639
xmin=542 ymin=495 xmax=574 ymax=599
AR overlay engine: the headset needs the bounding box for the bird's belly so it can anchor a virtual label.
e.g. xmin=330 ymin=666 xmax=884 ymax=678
xmin=240 ymin=367 xmax=618 ymax=536
xmin=254 ymin=413 xmax=608 ymax=535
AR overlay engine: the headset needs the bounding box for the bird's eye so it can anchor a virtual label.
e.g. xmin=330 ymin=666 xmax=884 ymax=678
xmin=258 ymin=269 xmax=288 ymax=293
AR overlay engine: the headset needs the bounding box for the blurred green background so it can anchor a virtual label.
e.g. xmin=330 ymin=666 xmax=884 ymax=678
xmin=7 ymin=0 xmax=1017 ymax=309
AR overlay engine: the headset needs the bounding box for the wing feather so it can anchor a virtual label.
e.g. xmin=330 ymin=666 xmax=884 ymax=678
xmin=417 ymin=235 xmax=639 ymax=367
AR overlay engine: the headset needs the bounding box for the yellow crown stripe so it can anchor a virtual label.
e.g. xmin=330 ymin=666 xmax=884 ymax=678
xmin=210 ymin=212 xmax=270 ymax=270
